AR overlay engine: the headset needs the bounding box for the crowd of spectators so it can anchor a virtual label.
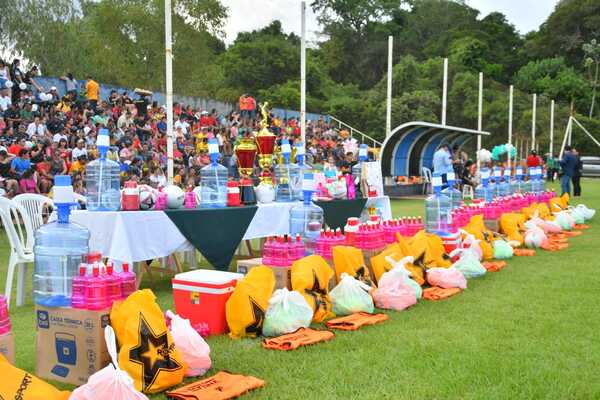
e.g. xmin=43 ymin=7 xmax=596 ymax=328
xmin=0 ymin=58 xmax=364 ymax=198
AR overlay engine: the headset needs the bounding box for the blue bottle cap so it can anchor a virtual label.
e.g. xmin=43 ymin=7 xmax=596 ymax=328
xmin=54 ymin=175 xmax=72 ymax=186
xmin=358 ymin=144 xmax=368 ymax=162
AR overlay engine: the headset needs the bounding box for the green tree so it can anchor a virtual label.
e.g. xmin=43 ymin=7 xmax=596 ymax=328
xmin=582 ymin=39 xmax=600 ymax=117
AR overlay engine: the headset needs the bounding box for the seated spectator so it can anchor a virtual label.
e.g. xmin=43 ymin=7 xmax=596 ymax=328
xmin=18 ymin=168 xmax=39 ymax=194
xmin=10 ymin=149 xmax=31 ymax=178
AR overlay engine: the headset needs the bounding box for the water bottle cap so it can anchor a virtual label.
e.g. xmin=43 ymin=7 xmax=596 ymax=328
xmin=295 ymin=142 xmax=305 ymax=156
xmin=447 ymin=172 xmax=455 ymax=182
xmin=504 ymin=169 xmax=511 ymax=177
xmin=431 ymin=175 xmax=443 ymax=188
xmin=281 ymin=139 xmax=291 ymax=155
xmin=302 ymin=173 xmax=315 ymax=192
xmin=122 ymin=263 xmax=129 ymax=272
xmin=97 ymin=128 xmax=110 ymax=147
xmin=481 ymin=168 xmax=490 ymax=180
xmin=494 ymin=167 xmax=502 ymax=177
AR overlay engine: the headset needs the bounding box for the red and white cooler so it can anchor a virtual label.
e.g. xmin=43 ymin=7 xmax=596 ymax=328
xmin=172 ymin=270 xmax=243 ymax=336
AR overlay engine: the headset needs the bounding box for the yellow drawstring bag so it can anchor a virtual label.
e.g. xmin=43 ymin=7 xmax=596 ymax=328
xmin=549 ymin=193 xmax=569 ymax=212
xmin=408 ymin=231 xmax=452 ymax=269
xmin=331 ymin=246 xmax=373 ymax=286
xmin=463 ymin=215 xmax=495 ymax=260
xmin=0 ymin=354 xmax=70 ymax=399
xmin=109 ymin=289 xmax=185 ymax=394
xmin=500 ymin=213 xmax=526 ymax=245
xmin=291 ymin=255 xmax=335 ymax=323
xmin=226 ymin=266 xmax=275 ymax=339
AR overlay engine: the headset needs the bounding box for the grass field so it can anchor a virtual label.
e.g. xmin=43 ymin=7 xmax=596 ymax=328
xmin=4 ymin=179 xmax=600 ymax=399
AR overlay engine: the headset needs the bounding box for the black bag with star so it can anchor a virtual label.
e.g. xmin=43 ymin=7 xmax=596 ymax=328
xmin=110 ymin=289 xmax=185 ymax=394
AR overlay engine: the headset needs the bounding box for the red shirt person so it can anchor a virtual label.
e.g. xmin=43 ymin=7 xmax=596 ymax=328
xmin=526 ymin=150 xmax=541 ymax=168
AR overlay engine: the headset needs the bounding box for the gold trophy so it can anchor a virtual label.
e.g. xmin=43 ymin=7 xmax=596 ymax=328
xmin=255 ymin=102 xmax=276 ymax=184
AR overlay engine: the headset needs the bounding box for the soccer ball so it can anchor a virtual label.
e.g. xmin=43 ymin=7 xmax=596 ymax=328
xmin=164 ymin=185 xmax=185 ymax=209
xmin=139 ymin=185 xmax=157 ymax=210
xmin=2 ymin=80 xmax=13 ymax=89
xmin=19 ymin=83 xmax=27 ymax=90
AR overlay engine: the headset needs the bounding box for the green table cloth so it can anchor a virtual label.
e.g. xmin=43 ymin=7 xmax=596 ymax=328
xmin=314 ymin=198 xmax=368 ymax=230
xmin=165 ymin=206 xmax=258 ymax=270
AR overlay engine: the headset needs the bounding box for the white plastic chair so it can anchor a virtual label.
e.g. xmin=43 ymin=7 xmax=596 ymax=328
xmin=13 ymin=194 xmax=54 ymax=250
xmin=422 ymin=167 xmax=433 ymax=195
xmin=462 ymin=184 xmax=474 ymax=200
xmin=0 ymin=202 xmax=34 ymax=308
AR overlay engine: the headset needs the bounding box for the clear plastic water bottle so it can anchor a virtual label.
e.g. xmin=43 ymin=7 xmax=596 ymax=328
xmin=425 ymin=173 xmax=452 ymax=235
xmin=492 ymin=166 xmax=502 ymax=198
xmin=294 ymin=142 xmax=308 ymax=201
xmin=290 ymin=173 xmax=324 ymax=255
xmin=441 ymin=172 xmax=461 ymax=209
xmin=528 ymin=167 xmax=536 ymax=194
xmin=352 ymin=144 xmax=369 ymax=198
xmin=200 ymin=138 xmax=228 ymax=208
xmin=34 ymin=175 xmax=90 ymax=307
xmin=535 ymin=166 xmax=545 ymax=195
xmin=275 ymin=139 xmax=300 ymax=202
xmin=511 ymin=166 xmax=525 ymax=194
xmin=474 ymin=168 xmax=493 ymax=202
xmin=86 ymin=128 xmax=121 ymax=211
xmin=500 ymin=168 xmax=513 ymax=196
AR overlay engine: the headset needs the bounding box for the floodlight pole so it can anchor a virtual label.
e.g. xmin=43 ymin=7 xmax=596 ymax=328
xmin=531 ymin=93 xmax=537 ymax=151
xmin=300 ymin=1 xmax=307 ymax=144
xmin=442 ymin=58 xmax=448 ymax=126
xmin=508 ymin=85 xmax=513 ymax=169
xmin=549 ymin=100 xmax=555 ymax=157
xmin=386 ymin=36 xmax=393 ymax=138
xmin=165 ymin=0 xmax=174 ymax=184
xmin=477 ymin=72 xmax=483 ymax=170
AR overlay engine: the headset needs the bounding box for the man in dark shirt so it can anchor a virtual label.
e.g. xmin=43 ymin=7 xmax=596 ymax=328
xmin=559 ymin=146 xmax=578 ymax=196
xmin=572 ymin=147 xmax=583 ymax=197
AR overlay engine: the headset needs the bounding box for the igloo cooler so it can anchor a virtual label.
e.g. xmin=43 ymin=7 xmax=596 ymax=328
xmin=172 ymin=270 xmax=243 ymax=336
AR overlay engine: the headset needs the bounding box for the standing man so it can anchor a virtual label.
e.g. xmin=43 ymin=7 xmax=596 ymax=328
xmin=433 ymin=144 xmax=453 ymax=187
xmin=571 ymin=147 xmax=583 ymax=197
xmin=559 ymin=146 xmax=577 ymax=196
xmin=85 ymin=76 xmax=99 ymax=111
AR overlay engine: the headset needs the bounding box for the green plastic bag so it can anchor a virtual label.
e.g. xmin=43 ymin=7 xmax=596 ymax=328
xmin=330 ymin=273 xmax=374 ymax=316
xmin=493 ymin=240 xmax=514 ymax=259
xmin=449 ymin=249 xmax=486 ymax=278
xmin=568 ymin=207 xmax=585 ymax=224
xmin=262 ymin=288 xmax=314 ymax=337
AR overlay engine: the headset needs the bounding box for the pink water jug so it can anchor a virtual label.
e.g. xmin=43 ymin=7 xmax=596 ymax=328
xmin=86 ymin=266 xmax=108 ymax=310
xmin=105 ymin=262 xmax=122 ymax=304
xmin=71 ymin=264 xmax=88 ymax=309
xmin=119 ymin=263 xmax=137 ymax=299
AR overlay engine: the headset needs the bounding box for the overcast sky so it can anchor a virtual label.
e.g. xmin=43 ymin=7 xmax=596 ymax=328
xmin=220 ymin=0 xmax=559 ymax=45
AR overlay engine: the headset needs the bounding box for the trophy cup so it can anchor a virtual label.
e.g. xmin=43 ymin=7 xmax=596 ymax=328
xmin=234 ymin=135 xmax=257 ymax=205
xmin=255 ymin=102 xmax=276 ymax=184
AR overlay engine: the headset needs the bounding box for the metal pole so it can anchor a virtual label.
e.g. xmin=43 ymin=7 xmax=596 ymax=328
xmin=531 ymin=93 xmax=537 ymax=151
xmin=477 ymin=72 xmax=483 ymax=170
xmin=386 ymin=35 xmax=393 ymax=138
xmin=165 ymin=0 xmax=174 ymax=184
xmin=300 ymin=1 xmax=307 ymax=144
xmin=559 ymin=117 xmax=572 ymax=159
xmin=508 ymin=85 xmax=513 ymax=169
xmin=549 ymin=100 xmax=555 ymax=157
xmin=442 ymin=58 xmax=448 ymax=125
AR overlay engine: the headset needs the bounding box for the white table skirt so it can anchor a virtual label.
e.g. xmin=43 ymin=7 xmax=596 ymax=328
xmin=54 ymin=196 xmax=392 ymax=264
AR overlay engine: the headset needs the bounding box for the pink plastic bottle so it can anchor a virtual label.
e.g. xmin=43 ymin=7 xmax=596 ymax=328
xmin=0 ymin=295 xmax=11 ymax=335
xmin=294 ymin=234 xmax=305 ymax=260
xmin=271 ymin=236 xmax=284 ymax=266
xmin=86 ymin=266 xmax=108 ymax=310
xmin=262 ymin=237 xmax=273 ymax=265
xmin=71 ymin=264 xmax=88 ymax=309
xmin=120 ymin=263 xmax=137 ymax=299
xmin=105 ymin=262 xmax=123 ymax=304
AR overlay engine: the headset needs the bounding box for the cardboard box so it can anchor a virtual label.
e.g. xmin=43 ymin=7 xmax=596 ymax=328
xmin=35 ymin=306 xmax=110 ymax=386
xmin=237 ymin=258 xmax=292 ymax=290
xmin=0 ymin=332 xmax=15 ymax=364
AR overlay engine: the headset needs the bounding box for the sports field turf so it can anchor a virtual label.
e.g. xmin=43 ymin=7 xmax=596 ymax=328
xmin=4 ymin=178 xmax=599 ymax=399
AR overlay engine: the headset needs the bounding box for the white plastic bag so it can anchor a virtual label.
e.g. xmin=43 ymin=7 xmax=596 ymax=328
xmin=70 ymin=326 xmax=149 ymax=400
xmin=449 ymin=248 xmax=486 ymax=279
xmin=576 ymin=204 xmax=596 ymax=221
xmin=555 ymin=211 xmax=576 ymax=231
xmin=165 ymin=310 xmax=211 ymax=377
xmin=460 ymin=231 xmax=483 ymax=261
xmin=524 ymin=222 xmax=547 ymax=249
xmin=262 ymin=288 xmax=314 ymax=337
xmin=427 ymin=267 xmax=467 ymax=289
xmin=568 ymin=206 xmax=585 ymax=224
xmin=330 ymin=273 xmax=374 ymax=315
xmin=384 ymin=256 xmax=422 ymax=299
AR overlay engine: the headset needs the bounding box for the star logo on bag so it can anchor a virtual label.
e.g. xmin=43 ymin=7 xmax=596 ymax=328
xmin=129 ymin=314 xmax=183 ymax=390
xmin=245 ymin=297 xmax=265 ymax=336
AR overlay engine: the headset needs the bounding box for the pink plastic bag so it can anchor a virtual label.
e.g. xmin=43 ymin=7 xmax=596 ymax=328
xmin=166 ymin=310 xmax=211 ymax=377
xmin=372 ymin=268 xmax=417 ymax=311
xmin=70 ymin=326 xmax=149 ymax=400
xmin=426 ymin=267 xmax=467 ymax=289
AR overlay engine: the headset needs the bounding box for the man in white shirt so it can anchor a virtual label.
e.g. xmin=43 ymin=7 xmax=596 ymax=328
xmin=53 ymin=129 xmax=68 ymax=143
xmin=26 ymin=117 xmax=46 ymax=138
xmin=71 ymin=139 xmax=88 ymax=161
xmin=0 ymin=92 xmax=10 ymax=112
xmin=174 ymin=115 xmax=190 ymax=136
